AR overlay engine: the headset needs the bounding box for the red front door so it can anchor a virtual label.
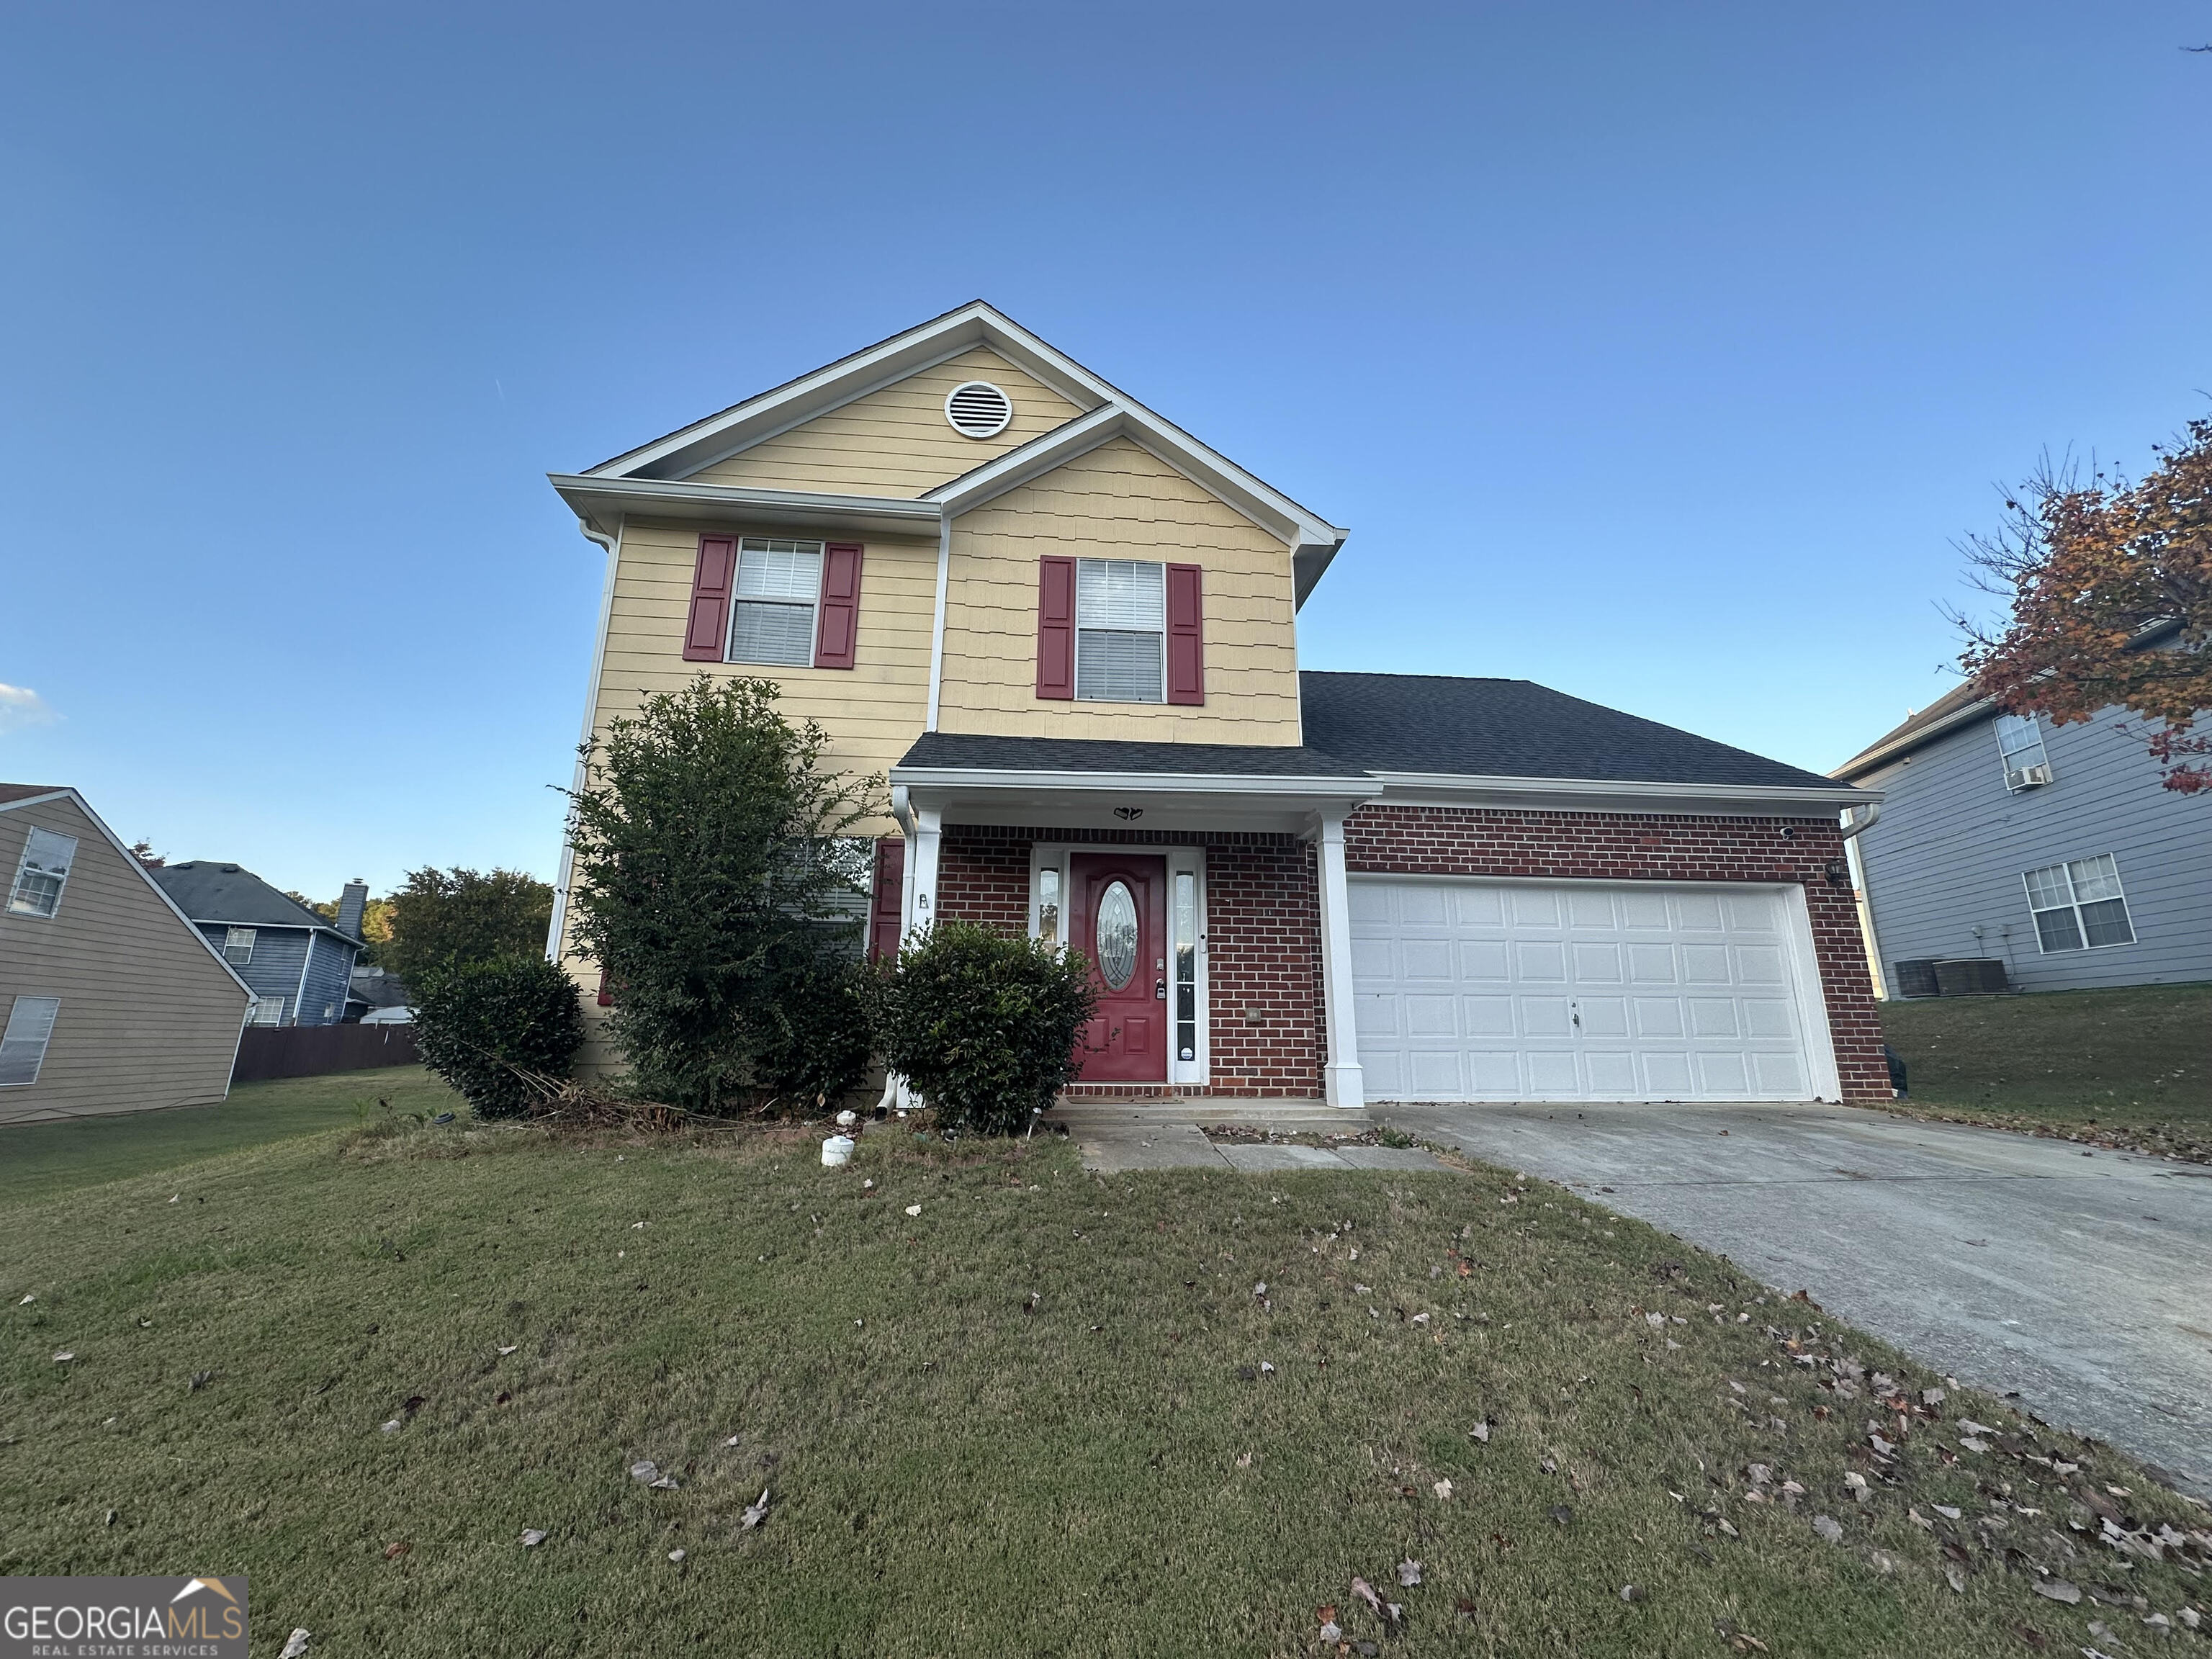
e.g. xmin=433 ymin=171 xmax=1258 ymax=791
xmin=1070 ymin=852 xmax=1167 ymax=1082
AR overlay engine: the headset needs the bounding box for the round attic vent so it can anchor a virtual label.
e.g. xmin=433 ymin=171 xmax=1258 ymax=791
xmin=944 ymin=380 xmax=1013 ymax=439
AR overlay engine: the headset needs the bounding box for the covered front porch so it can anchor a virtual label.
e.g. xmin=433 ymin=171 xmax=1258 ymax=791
xmin=884 ymin=733 xmax=1376 ymax=1107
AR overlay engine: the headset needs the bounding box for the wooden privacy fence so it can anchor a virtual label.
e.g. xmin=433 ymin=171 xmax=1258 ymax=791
xmin=233 ymin=1023 xmax=419 ymax=1084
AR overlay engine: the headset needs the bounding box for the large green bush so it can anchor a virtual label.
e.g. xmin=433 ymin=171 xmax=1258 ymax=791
xmin=412 ymin=954 xmax=585 ymax=1120
xmin=872 ymin=922 xmax=1096 ymax=1136
xmin=748 ymin=955 xmax=876 ymax=1112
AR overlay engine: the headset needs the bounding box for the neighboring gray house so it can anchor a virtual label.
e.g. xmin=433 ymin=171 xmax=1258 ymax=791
xmin=1834 ymin=688 xmax=2211 ymax=996
xmin=149 ymin=862 xmax=368 ymax=1026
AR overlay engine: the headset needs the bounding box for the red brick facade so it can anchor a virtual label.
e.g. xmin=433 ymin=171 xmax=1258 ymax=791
xmin=935 ymin=825 xmax=1323 ymax=1098
xmin=931 ymin=806 xmax=1890 ymax=1105
xmin=1342 ymin=804 xmax=1890 ymax=1102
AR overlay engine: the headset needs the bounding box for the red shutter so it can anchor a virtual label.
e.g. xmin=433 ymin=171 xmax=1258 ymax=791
xmin=814 ymin=542 xmax=863 ymax=669
xmin=868 ymin=836 xmax=906 ymax=959
xmin=683 ymin=534 xmax=738 ymax=662
xmin=595 ymin=967 xmax=615 ymax=1007
xmin=1035 ymin=555 xmax=1076 ymax=699
xmin=1166 ymin=562 xmax=1205 ymax=705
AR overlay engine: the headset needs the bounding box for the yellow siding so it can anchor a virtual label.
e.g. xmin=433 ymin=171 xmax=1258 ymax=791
xmin=688 ymin=347 xmax=1081 ymax=497
xmin=935 ymin=436 xmax=1305 ymax=745
xmin=0 ymin=797 xmax=248 ymax=1123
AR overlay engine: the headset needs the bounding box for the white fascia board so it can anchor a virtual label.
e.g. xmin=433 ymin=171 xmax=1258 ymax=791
xmin=1367 ymin=772 xmax=1882 ymax=816
xmin=0 ymin=791 xmax=71 ymax=814
xmin=22 ymin=790 xmax=258 ymax=1001
xmin=1831 ymin=696 xmax=1995 ymax=781
xmin=549 ymin=475 xmax=944 ymax=539
xmin=892 ymin=765 xmax=1375 ymax=798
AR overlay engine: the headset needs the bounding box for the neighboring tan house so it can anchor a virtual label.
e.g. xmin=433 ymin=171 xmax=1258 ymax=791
xmin=149 ymin=863 xmax=368 ymax=1027
xmin=1 ymin=785 xmax=253 ymax=1123
xmin=1833 ymin=678 xmax=2212 ymax=997
xmin=547 ymin=302 xmax=1888 ymax=1106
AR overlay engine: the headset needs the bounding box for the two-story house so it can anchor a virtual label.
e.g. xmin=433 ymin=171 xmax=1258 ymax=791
xmin=149 ymin=863 xmax=369 ymax=1027
xmin=1 ymin=785 xmax=253 ymax=1121
xmin=1834 ymin=668 xmax=2212 ymax=996
xmin=547 ymin=302 xmax=1889 ymax=1107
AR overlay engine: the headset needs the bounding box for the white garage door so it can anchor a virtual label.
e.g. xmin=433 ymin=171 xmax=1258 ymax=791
xmin=1350 ymin=879 xmax=1825 ymax=1102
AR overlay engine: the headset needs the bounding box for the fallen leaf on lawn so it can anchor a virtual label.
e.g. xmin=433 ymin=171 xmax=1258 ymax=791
xmin=667 ymin=1547 xmax=686 ymax=1563
xmin=2007 ymin=1622 xmax=2047 ymax=1650
xmin=1349 ymin=1575 xmax=1382 ymax=1613
xmin=1434 ymin=1479 xmax=1454 ymax=1501
xmin=650 ymin=1475 xmax=680 ymax=1490
xmin=1235 ymin=1452 xmax=1251 ymax=1468
xmin=1318 ymin=1620 xmax=1341 ymax=1642
xmin=1812 ymin=1514 xmax=1844 ymax=1544
xmin=379 ymin=1419 xmax=402 ymax=1434
xmin=2031 ymin=1579 xmax=2080 ymax=1604
xmin=1961 ymin=1436 xmax=1991 ymax=1453
xmin=1957 ymin=1419 xmax=1996 ymax=1436
xmin=51 ymin=1351 xmax=73 ymax=1364
xmin=1316 ymin=1604 xmax=1336 ymax=1625
xmin=520 ymin=1529 xmax=547 ymax=1547
xmin=1398 ymin=1558 xmax=1421 ymax=1588
xmin=279 ymin=1630 xmax=310 ymax=1659
xmin=384 ymin=1540 xmax=410 ymax=1560
xmin=189 ymin=1371 xmax=213 ymax=1392
xmin=1385 ymin=1602 xmax=1405 ymax=1624
xmin=497 ymin=1345 xmax=518 ymax=1357
xmin=740 ymin=1489 xmax=770 ymax=1530
xmin=1867 ymin=1549 xmax=1897 ymax=1575
xmin=168 ymin=1195 xmax=179 ymax=1203
xmin=494 ymin=1390 xmax=511 ymax=1405
xmin=1619 ymin=1584 xmax=1645 ymax=1603
xmin=630 ymin=1460 xmax=660 ymax=1483
xmin=1933 ymin=1503 xmax=1961 ymax=1519
xmin=904 ymin=1205 xmax=922 ymax=1218
xmin=403 ymin=1395 xmax=426 ymax=1414
xmin=1945 ymin=1565 xmax=1966 ymax=1593
xmin=17 ymin=1294 xmax=31 ymax=1305
xmin=1549 ymin=1504 xmax=1574 ymax=1527
xmin=1469 ymin=1421 xmax=1491 ymax=1442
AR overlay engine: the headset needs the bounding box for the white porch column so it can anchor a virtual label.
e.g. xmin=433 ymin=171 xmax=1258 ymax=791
xmin=908 ymin=806 xmax=943 ymax=938
xmin=1315 ymin=811 xmax=1366 ymax=1110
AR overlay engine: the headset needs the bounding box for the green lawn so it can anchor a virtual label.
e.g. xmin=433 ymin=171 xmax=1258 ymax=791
xmin=1878 ymin=982 xmax=2212 ymax=1161
xmin=0 ymin=1066 xmax=461 ymax=1206
xmin=4 ymin=1118 xmax=2203 ymax=1655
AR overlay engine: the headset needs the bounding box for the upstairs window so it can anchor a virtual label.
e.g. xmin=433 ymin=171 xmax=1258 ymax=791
xmin=248 ymin=995 xmax=287 ymax=1026
xmin=2023 ymin=854 xmax=2135 ymax=952
xmin=728 ymin=539 xmax=824 ymax=667
xmin=223 ymin=927 xmax=257 ymax=966
xmin=1076 ymin=559 xmax=1166 ymax=703
xmin=0 ymin=995 xmax=60 ymax=1086
xmin=1995 ymin=713 xmax=2052 ymax=789
xmin=7 ymin=828 xmax=78 ymax=918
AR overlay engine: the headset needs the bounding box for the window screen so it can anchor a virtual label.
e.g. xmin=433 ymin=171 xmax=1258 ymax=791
xmin=0 ymin=996 xmax=60 ymax=1086
xmin=2023 ymin=854 xmax=2135 ymax=953
xmin=223 ymin=927 xmax=256 ymax=966
xmin=1075 ymin=559 xmax=1165 ymax=703
xmin=1995 ymin=714 xmax=2051 ymax=781
xmin=8 ymin=828 xmax=78 ymax=918
xmin=727 ymin=539 xmax=823 ymax=666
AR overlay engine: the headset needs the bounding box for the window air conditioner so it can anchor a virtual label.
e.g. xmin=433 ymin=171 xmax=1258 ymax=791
xmin=2006 ymin=763 xmax=2053 ymax=790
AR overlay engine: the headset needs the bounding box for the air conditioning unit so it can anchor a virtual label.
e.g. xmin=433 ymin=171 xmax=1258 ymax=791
xmin=2006 ymin=763 xmax=2053 ymax=790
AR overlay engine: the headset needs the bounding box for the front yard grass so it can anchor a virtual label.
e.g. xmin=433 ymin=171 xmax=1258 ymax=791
xmin=0 ymin=1065 xmax=462 ymax=1207
xmin=1877 ymin=982 xmax=2212 ymax=1162
xmin=4 ymin=1120 xmax=2205 ymax=1656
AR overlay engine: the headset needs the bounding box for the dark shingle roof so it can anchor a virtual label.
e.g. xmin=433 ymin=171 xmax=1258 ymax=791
xmin=150 ymin=860 xmax=360 ymax=940
xmin=1832 ymin=680 xmax=1989 ymax=778
xmin=1298 ymin=673 xmax=1842 ymax=789
xmin=897 ymin=732 xmax=1364 ymax=777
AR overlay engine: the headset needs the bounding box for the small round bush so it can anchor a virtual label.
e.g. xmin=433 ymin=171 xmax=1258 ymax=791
xmin=747 ymin=956 xmax=875 ymax=1113
xmin=413 ymin=953 xmax=586 ymax=1119
xmin=872 ymin=922 xmax=1096 ymax=1136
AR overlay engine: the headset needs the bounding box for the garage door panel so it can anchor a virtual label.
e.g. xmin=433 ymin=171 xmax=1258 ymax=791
xmin=1350 ymin=878 xmax=1822 ymax=1104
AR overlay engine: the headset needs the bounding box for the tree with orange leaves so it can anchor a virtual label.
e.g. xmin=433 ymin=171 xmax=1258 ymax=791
xmin=1957 ymin=415 xmax=2212 ymax=792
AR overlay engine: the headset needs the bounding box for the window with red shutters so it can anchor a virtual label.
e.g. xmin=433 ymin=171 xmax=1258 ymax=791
xmin=1035 ymin=555 xmax=1076 ymax=699
xmin=682 ymin=534 xmax=737 ymax=662
xmin=1166 ymin=562 xmax=1204 ymax=705
xmin=813 ymin=542 xmax=863 ymax=669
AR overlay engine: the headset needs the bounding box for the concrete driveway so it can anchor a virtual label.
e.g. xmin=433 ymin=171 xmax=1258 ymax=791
xmin=1375 ymin=1100 xmax=2212 ymax=1496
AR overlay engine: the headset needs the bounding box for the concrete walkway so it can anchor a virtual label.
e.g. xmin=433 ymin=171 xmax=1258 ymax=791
xmin=1375 ymin=1100 xmax=2212 ymax=1495
xmin=1055 ymin=1103 xmax=1452 ymax=1175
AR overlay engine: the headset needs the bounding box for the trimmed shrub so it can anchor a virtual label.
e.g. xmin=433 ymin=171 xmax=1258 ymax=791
xmin=749 ymin=954 xmax=876 ymax=1112
xmin=873 ymin=922 xmax=1097 ymax=1136
xmin=413 ymin=954 xmax=585 ymax=1120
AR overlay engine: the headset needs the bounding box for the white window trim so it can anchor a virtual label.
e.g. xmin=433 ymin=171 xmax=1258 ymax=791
xmin=0 ymin=995 xmax=60 ymax=1087
xmin=1073 ymin=557 xmax=1167 ymax=706
xmin=1028 ymin=842 xmax=1209 ymax=1087
xmin=7 ymin=827 xmax=79 ymax=920
xmin=724 ymin=536 xmax=824 ymax=668
xmin=223 ymin=926 xmax=257 ymax=966
xmin=1995 ymin=713 xmax=2053 ymax=789
xmin=2021 ymin=855 xmax=2136 ymax=954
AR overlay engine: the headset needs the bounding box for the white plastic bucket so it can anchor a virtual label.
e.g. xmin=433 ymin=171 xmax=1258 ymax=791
xmin=821 ymin=1135 xmax=855 ymax=1167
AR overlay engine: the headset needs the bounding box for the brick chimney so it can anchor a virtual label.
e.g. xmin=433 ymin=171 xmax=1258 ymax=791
xmin=336 ymin=878 xmax=369 ymax=940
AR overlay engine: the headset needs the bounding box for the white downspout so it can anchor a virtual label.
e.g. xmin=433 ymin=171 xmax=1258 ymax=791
xmin=925 ymin=513 xmax=950 ymax=732
xmin=1314 ymin=811 xmax=1366 ymax=1110
xmin=547 ymin=517 xmax=624 ymax=964
xmin=1838 ymin=799 xmax=1887 ymax=998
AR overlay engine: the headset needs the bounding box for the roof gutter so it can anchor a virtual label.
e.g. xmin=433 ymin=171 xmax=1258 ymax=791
xmin=1364 ymin=770 xmax=1881 ymax=809
xmin=889 ymin=765 xmax=1377 ymax=799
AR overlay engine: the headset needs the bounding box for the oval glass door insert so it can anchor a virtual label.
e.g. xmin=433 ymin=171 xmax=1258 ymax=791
xmin=1094 ymin=880 xmax=1138 ymax=989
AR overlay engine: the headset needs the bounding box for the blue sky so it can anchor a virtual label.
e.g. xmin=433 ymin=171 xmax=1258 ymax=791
xmin=3 ymin=3 xmax=2206 ymax=899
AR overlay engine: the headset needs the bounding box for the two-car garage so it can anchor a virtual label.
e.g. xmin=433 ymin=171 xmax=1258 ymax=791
xmin=1349 ymin=878 xmax=1839 ymax=1103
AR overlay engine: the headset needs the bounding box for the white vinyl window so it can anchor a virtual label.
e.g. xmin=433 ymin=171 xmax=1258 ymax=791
xmin=2023 ymin=854 xmax=2136 ymax=953
xmin=248 ymin=995 xmax=287 ymax=1026
xmin=1075 ymin=559 xmax=1165 ymax=703
xmin=727 ymin=538 xmax=823 ymax=667
xmin=1996 ymin=714 xmax=2053 ymax=788
xmin=7 ymin=828 xmax=78 ymax=919
xmin=223 ymin=926 xmax=257 ymax=966
xmin=0 ymin=996 xmax=60 ymax=1086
